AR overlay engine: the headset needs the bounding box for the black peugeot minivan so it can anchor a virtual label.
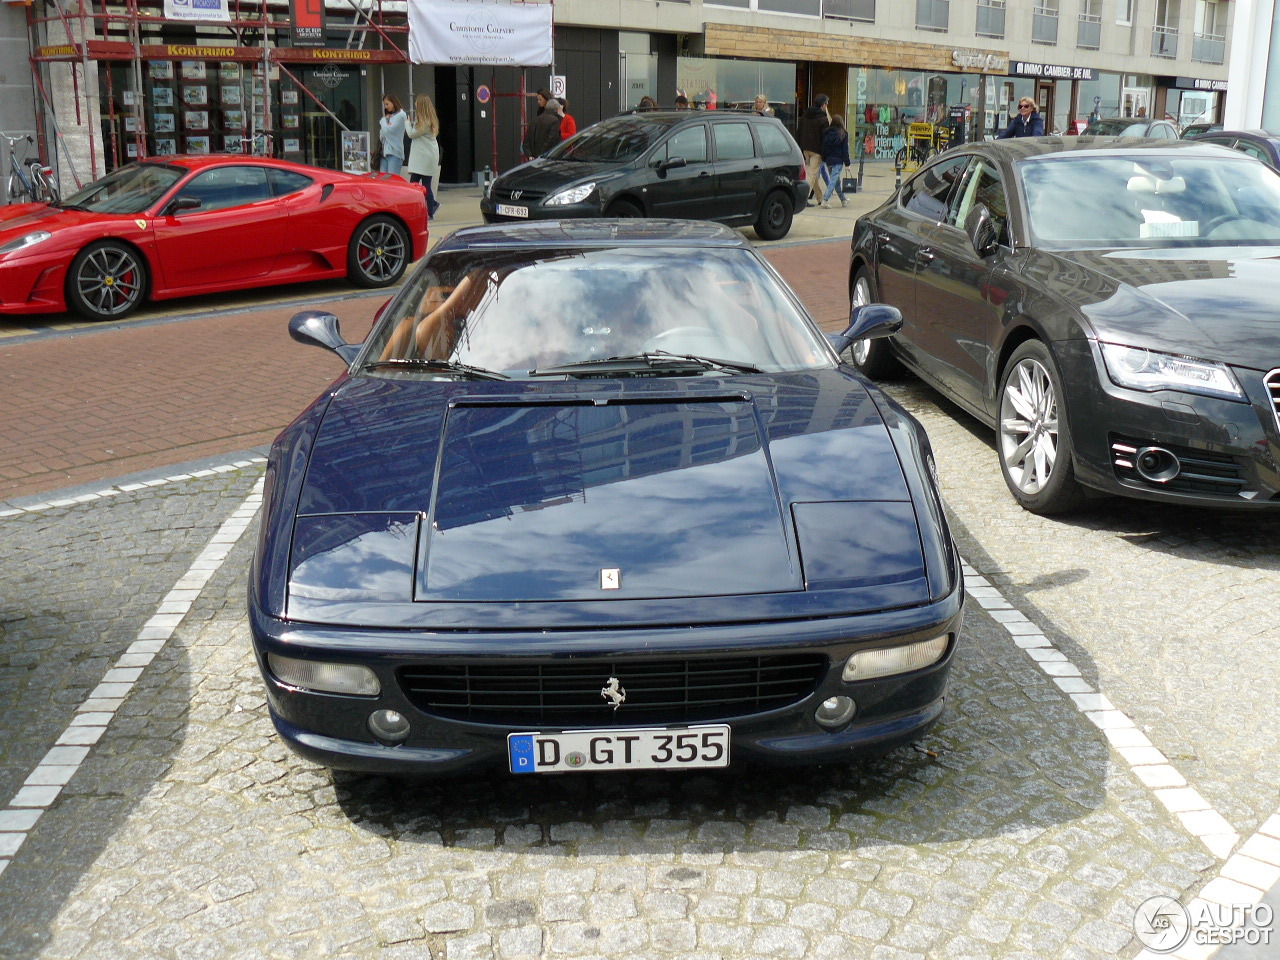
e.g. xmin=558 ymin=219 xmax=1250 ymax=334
xmin=480 ymin=111 xmax=809 ymax=240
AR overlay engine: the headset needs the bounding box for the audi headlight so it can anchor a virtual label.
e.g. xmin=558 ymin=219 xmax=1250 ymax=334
xmin=0 ymin=231 xmax=52 ymax=255
xmin=545 ymin=182 xmax=597 ymax=206
xmin=1099 ymin=342 xmax=1244 ymax=401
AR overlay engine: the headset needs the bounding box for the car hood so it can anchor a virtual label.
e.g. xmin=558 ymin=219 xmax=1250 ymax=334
xmin=1047 ymin=246 xmax=1280 ymax=369
xmin=495 ymin=158 xmax=629 ymax=194
xmin=285 ymin=372 xmax=932 ymax=626
xmin=0 ymin=202 xmax=74 ymax=240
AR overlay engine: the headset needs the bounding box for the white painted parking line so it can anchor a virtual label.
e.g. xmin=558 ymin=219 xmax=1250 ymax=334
xmin=963 ymin=562 xmax=1240 ymax=859
xmin=0 ymin=456 xmax=267 ymax=518
xmin=965 ymin=563 xmax=1280 ymax=958
xmin=0 ymin=478 xmax=264 ymax=875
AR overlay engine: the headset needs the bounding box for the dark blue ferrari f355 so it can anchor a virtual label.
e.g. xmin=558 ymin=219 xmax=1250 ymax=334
xmin=248 ymin=219 xmax=964 ymax=775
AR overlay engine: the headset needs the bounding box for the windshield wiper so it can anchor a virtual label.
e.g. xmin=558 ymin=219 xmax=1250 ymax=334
xmin=363 ymin=358 xmax=509 ymax=380
xmin=529 ymin=351 xmax=761 ymax=377
xmin=57 ymin=202 xmax=91 ymax=211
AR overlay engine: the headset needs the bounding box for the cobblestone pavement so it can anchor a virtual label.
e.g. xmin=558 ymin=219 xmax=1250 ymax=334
xmin=2 ymin=437 xmax=1277 ymax=959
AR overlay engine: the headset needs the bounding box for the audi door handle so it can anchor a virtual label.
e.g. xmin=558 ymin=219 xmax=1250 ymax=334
xmin=916 ymin=250 xmax=935 ymax=264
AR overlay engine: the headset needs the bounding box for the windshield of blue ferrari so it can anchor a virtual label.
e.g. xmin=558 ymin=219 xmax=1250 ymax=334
xmin=1020 ymin=155 xmax=1280 ymax=249
xmin=60 ymin=162 xmax=184 ymax=214
xmin=365 ymin=246 xmax=831 ymax=377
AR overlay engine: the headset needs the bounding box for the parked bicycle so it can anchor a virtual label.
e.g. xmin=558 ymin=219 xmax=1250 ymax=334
xmin=3 ymin=132 xmax=59 ymax=205
xmin=240 ymin=133 xmax=274 ymax=156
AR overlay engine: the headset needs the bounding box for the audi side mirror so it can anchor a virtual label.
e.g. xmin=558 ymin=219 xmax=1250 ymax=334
xmin=965 ymin=203 xmax=999 ymax=258
xmin=829 ymin=303 xmax=902 ymax=354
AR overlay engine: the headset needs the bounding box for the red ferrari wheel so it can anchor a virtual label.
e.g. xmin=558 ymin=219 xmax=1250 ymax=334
xmin=66 ymin=240 xmax=147 ymax=322
xmin=348 ymin=215 xmax=410 ymax=288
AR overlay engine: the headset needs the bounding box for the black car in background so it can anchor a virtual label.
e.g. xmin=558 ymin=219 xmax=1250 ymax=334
xmin=1190 ymin=129 xmax=1280 ymax=170
xmin=1180 ymin=121 xmax=1223 ymax=139
xmin=480 ymin=112 xmax=809 ymax=240
xmin=849 ymin=137 xmax=1280 ymax=514
xmin=1083 ymin=117 xmax=1180 ymax=139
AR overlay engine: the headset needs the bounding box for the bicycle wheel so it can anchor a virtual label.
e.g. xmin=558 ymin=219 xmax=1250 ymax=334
xmin=7 ymin=172 xmax=31 ymax=203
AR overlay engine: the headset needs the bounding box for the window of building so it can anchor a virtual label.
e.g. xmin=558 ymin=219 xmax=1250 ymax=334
xmin=675 ymin=57 xmax=799 ymax=126
xmin=1078 ymin=0 xmax=1101 ymax=49
xmin=1032 ymin=2 xmax=1059 ymax=45
xmin=915 ymin=0 xmax=949 ymax=33
xmin=824 ymin=0 xmax=875 ymax=21
xmin=758 ymin=0 xmax=821 ymax=15
xmin=976 ymin=0 xmax=1005 ymax=39
xmin=1117 ymin=0 xmax=1134 ymax=24
xmin=1192 ymin=0 xmax=1226 ymax=63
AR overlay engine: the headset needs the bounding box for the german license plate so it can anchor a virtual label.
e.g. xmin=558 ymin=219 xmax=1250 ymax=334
xmin=508 ymin=725 xmax=730 ymax=773
xmin=496 ymin=203 xmax=529 ymax=218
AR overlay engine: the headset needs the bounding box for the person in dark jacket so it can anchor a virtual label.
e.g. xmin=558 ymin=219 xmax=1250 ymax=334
xmin=999 ymin=98 xmax=1045 ymax=138
xmin=523 ymin=98 xmax=564 ymax=157
xmin=819 ymin=116 xmax=852 ymax=208
xmin=797 ymin=94 xmax=830 ymax=204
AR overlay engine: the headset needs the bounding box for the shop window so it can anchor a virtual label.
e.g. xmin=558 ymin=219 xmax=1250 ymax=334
xmin=714 ymin=123 xmax=756 ymax=161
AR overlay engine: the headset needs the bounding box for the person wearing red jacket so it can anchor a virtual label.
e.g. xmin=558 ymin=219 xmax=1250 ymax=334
xmin=557 ymin=97 xmax=577 ymax=140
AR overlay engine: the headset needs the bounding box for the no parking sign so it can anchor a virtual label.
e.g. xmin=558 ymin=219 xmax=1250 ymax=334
xmin=551 ymin=75 xmax=566 ymax=100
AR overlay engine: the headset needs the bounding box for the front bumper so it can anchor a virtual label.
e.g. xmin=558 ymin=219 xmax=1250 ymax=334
xmin=479 ymin=196 xmax=603 ymax=224
xmin=0 ymin=256 xmax=66 ymax=315
xmin=1059 ymin=339 xmax=1280 ymax=507
xmin=249 ymin=585 xmax=964 ymax=775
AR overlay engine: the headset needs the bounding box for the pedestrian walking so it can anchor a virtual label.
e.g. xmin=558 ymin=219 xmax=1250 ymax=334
xmin=522 ymin=97 xmax=563 ymax=157
xmin=406 ymin=93 xmax=441 ymax=218
xmin=819 ymin=115 xmax=851 ymax=208
xmin=999 ymin=98 xmax=1045 ymax=138
xmin=797 ymin=93 xmax=830 ymax=204
xmin=636 ymin=95 xmax=657 ymax=112
xmin=378 ymin=94 xmax=407 ymax=175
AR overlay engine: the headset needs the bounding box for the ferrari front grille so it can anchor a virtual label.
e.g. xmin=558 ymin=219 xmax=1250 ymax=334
xmin=397 ymin=654 xmax=827 ymax=726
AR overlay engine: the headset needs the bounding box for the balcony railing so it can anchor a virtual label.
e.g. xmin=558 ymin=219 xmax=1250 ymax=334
xmin=916 ymin=0 xmax=949 ymax=32
xmin=824 ymin=0 xmax=875 ymax=21
xmin=1077 ymin=14 xmax=1101 ymax=49
xmin=976 ymin=1 xmax=1005 ymax=38
xmin=1192 ymin=32 xmax=1225 ymax=64
xmin=1032 ymin=7 xmax=1059 ymax=44
xmin=1152 ymin=25 xmax=1179 ymax=58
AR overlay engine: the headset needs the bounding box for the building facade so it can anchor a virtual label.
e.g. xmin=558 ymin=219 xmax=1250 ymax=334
xmin=8 ymin=0 xmax=1235 ymax=193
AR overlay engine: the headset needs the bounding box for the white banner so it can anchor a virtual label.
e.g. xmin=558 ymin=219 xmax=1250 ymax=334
xmin=162 ymin=0 xmax=230 ymax=23
xmin=408 ymin=0 xmax=553 ymax=66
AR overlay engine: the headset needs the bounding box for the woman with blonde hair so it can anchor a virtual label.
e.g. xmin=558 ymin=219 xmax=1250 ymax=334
xmin=406 ymin=92 xmax=442 ymax=217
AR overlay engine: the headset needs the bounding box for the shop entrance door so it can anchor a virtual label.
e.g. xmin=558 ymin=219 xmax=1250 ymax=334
xmin=297 ymin=65 xmax=365 ymax=170
xmin=1035 ymin=82 xmax=1054 ymax=131
xmin=1122 ymin=87 xmax=1150 ymax=119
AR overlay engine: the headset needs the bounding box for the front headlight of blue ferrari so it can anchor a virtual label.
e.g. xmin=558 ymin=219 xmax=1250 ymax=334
xmin=0 ymin=230 xmax=52 ymax=255
xmin=545 ymin=182 xmax=597 ymax=206
xmin=1099 ymin=342 xmax=1245 ymax=401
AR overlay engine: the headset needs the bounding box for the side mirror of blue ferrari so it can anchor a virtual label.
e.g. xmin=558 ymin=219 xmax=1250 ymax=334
xmin=289 ymin=310 xmax=361 ymax=364
xmin=829 ymin=303 xmax=902 ymax=354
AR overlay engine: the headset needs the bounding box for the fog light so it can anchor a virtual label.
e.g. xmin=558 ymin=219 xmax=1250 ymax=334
xmin=368 ymin=709 xmax=411 ymax=744
xmin=843 ymin=635 xmax=950 ymax=682
xmin=267 ymin=652 xmax=380 ymax=696
xmin=815 ymin=696 xmax=857 ymax=728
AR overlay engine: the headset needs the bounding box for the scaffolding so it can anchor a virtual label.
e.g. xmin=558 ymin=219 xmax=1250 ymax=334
xmin=24 ymin=0 xmax=412 ymax=185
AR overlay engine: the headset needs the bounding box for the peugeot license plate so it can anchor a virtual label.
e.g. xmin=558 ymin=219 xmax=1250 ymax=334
xmin=508 ymin=725 xmax=730 ymax=773
xmin=496 ymin=203 xmax=529 ymax=218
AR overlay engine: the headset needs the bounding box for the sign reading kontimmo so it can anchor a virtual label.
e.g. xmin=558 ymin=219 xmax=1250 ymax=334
xmin=408 ymin=0 xmax=552 ymax=66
